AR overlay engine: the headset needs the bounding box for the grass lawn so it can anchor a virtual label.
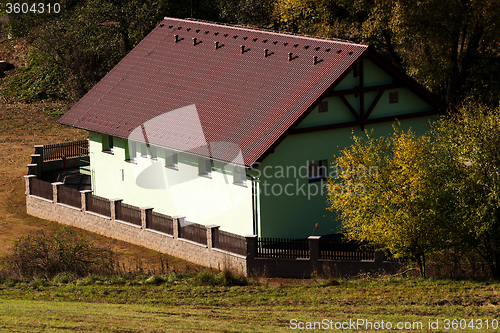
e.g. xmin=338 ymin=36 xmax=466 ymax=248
xmin=0 ymin=275 xmax=499 ymax=332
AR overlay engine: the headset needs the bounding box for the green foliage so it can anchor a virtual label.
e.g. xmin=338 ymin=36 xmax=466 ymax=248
xmin=1 ymin=227 xmax=117 ymax=280
xmin=4 ymin=49 xmax=69 ymax=101
xmin=272 ymin=0 xmax=500 ymax=108
xmin=431 ymin=102 xmax=500 ymax=278
xmin=193 ymin=269 xmax=248 ymax=286
xmin=326 ymin=125 xmax=450 ymax=277
xmin=327 ymin=103 xmax=500 ymax=279
xmin=3 ymin=0 xmax=224 ymax=102
xmin=42 ymin=107 xmax=66 ymax=118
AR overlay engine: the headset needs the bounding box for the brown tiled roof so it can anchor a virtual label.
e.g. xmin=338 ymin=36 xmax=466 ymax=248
xmin=59 ymin=17 xmax=369 ymax=166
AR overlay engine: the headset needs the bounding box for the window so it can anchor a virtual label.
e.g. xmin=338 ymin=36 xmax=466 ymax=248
xmin=126 ymin=141 xmax=137 ymax=162
xmin=233 ymin=165 xmax=247 ymax=186
xmin=318 ymin=101 xmax=328 ymax=113
xmin=198 ymin=158 xmax=212 ymax=177
xmin=103 ymin=134 xmax=113 ymax=152
xmin=308 ymin=160 xmax=327 ymax=182
xmin=389 ymin=91 xmax=399 ymax=104
xmin=165 ymin=150 xmax=178 ymax=169
xmin=140 ymin=143 xmax=147 ymax=157
xmin=150 ymin=146 xmax=157 ymax=159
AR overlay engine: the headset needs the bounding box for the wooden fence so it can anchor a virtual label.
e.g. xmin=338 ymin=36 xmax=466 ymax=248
xmin=30 ymin=178 xmax=53 ymax=200
xmin=116 ymin=202 xmax=141 ymax=226
xmin=28 ymin=179 xmax=395 ymax=262
xmin=149 ymin=212 xmax=174 ymax=235
xmin=213 ymin=229 xmax=246 ymax=256
xmin=57 ymin=185 xmax=81 ymax=208
xmin=257 ymin=238 xmax=309 ymax=258
xmin=43 ymin=140 xmax=89 ymax=161
xmin=319 ymin=239 xmax=375 ymax=260
xmin=87 ymin=195 xmax=111 ymax=217
xmin=179 ymin=221 xmax=207 ymax=245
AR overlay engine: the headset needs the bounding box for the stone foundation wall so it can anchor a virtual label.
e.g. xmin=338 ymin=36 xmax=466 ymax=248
xmin=25 ymin=178 xmax=247 ymax=275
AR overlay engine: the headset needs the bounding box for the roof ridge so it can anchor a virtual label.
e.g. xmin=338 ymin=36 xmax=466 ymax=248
xmin=164 ymin=17 xmax=364 ymax=47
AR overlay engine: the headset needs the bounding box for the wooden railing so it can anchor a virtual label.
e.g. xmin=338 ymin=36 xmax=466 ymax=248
xmin=213 ymin=229 xmax=246 ymax=256
xmin=149 ymin=212 xmax=174 ymax=235
xmin=30 ymin=178 xmax=53 ymax=200
xmin=28 ymin=178 xmax=388 ymax=262
xmin=257 ymin=238 xmax=309 ymax=258
xmin=320 ymin=239 xmax=375 ymax=260
xmin=57 ymin=185 xmax=81 ymax=208
xmin=43 ymin=140 xmax=89 ymax=161
xmin=87 ymin=195 xmax=111 ymax=217
xmin=179 ymin=221 xmax=208 ymax=245
xmin=116 ymin=202 xmax=141 ymax=226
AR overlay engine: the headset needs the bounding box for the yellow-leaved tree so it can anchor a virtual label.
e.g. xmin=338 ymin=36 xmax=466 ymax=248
xmin=326 ymin=126 xmax=454 ymax=277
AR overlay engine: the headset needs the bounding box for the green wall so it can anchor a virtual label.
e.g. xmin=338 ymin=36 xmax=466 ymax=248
xmin=255 ymin=118 xmax=433 ymax=239
xmin=254 ymin=58 xmax=436 ymax=238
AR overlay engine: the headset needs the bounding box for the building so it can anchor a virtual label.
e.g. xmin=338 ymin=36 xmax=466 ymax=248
xmin=59 ymin=17 xmax=443 ymax=239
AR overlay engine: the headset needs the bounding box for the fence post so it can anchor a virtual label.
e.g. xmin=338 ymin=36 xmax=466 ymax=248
xmin=375 ymin=250 xmax=385 ymax=264
xmin=24 ymin=175 xmax=36 ymax=195
xmin=206 ymin=225 xmax=220 ymax=250
xmin=31 ymin=154 xmax=42 ymax=177
xmin=34 ymin=145 xmax=43 ymax=161
xmin=308 ymin=236 xmax=321 ymax=262
xmin=52 ymin=182 xmax=64 ymax=203
xmin=141 ymin=206 xmax=154 ymax=229
xmin=109 ymin=198 xmax=123 ymax=221
xmin=80 ymin=190 xmax=92 ymax=212
xmin=245 ymin=235 xmax=257 ymax=260
xmin=27 ymin=164 xmax=38 ymax=178
xmin=172 ymin=216 xmax=185 ymax=239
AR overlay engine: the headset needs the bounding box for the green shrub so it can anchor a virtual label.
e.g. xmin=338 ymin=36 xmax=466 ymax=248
xmin=192 ymin=269 xmax=248 ymax=287
xmin=2 ymin=227 xmax=117 ymax=280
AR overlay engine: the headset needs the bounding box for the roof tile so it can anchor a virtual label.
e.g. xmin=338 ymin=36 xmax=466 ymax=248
xmin=59 ymin=17 xmax=368 ymax=166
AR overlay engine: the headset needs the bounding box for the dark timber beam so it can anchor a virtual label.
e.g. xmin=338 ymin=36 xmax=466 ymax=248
xmin=359 ymin=61 xmax=365 ymax=131
xmin=329 ymin=83 xmax=402 ymax=97
xmin=290 ymin=110 xmax=438 ymax=135
xmin=339 ymin=95 xmax=360 ymax=121
xmin=364 ymin=89 xmax=386 ymax=120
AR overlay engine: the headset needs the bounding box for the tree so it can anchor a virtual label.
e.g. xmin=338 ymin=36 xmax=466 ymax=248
xmin=325 ymin=126 xmax=452 ymax=277
xmin=327 ymin=103 xmax=500 ymax=279
xmin=432 ymin=103 xmax=500 ymax=278
xmin=272 ymin=0 xmax=500 ymax=108
xmin=3 ymin=0 xmax=223 ymax=101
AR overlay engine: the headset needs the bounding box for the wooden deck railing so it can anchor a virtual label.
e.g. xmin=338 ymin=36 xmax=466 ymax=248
xmin=43 ymin=140 xmax=89 ymax=161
